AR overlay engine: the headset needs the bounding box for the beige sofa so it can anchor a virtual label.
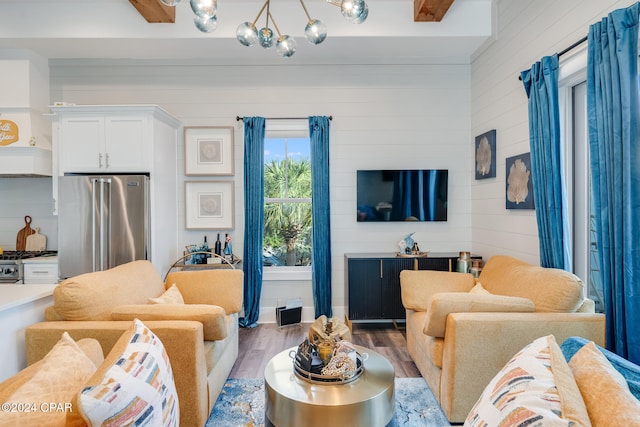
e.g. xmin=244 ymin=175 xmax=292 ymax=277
xmin=23 ymin=260 xmax=243 ymax=427
xmin=400 ymin=255 xmax=606 ymax=423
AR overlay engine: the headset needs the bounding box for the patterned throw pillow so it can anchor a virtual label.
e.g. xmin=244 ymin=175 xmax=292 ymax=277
xmin=77 ymin=319 xmax=180 ymax=427
xmin=464 ymin=335 xmax=591 ymax=427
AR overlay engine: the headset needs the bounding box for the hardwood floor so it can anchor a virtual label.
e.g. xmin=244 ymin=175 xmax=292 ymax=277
xmin=229 ymin=322 xmax=421 ymax=378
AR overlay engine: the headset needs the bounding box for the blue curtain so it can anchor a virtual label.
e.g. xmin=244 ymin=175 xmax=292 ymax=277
xmin=521 ymin=55 xmax=571 ymax=270
xmin=309 ymin=116 xmax=332 ymax=318
xmin=587 ymin=2 xmax=640 ymax=363
xmin=239 ymin=117 xmax=265 ymax=328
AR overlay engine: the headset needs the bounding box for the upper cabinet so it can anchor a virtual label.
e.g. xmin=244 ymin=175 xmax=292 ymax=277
xmin=59 ymin=115 xmax=150 ymax=172
xmin=53 ymin=107 xmax=174 ymax=173
xmin=50 ymin=105 xmax=182 ymax=214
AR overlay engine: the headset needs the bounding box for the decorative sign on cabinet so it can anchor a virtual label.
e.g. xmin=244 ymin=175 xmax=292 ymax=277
xmin=344 ymin=253 xmax=481 ymax=323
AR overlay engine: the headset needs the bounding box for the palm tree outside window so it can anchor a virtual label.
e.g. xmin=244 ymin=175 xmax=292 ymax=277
xmin=263 ymin=136 xmax=312 ymax=267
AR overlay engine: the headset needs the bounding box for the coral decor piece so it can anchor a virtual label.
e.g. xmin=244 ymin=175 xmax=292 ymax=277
xmin=475 ymin=129 xmax=496 ymax=179
xmin=506 ymin=152 xmax=535 ymax=210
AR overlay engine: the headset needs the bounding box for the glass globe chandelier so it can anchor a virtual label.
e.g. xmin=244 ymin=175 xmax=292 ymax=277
xmin=158 ymin=0 xmax=369 ymax=58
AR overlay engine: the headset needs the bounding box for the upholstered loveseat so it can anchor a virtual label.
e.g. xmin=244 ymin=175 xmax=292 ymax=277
xmin=23 ymin=260 xmax=243 ymax=427
xmin=400 ymin=255 xmax=606 ymax=422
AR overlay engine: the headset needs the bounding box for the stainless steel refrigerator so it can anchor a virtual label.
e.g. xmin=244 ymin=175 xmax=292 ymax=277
xmin=58 ymin=174 xmax=150 ymax=279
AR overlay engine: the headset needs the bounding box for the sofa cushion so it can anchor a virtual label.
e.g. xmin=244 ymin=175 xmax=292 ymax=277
xmin=54 ymin=260 xmax=166 ymax=320
xmin=76 ymin=319 xmax=180 ymax=427
xmin=568 ymin=341 xmax=640 ymax=426
xmin=464 ymin=335 xmax=591 ymax=427
xmin=150 ymin=283 xmax=185 ymax=305
xmin=423 ymin=292 xmax=535 ymax=338
xmin=0 ymin=332 xmax=98 ymax=427
xmin=111 ymin=304 xmax=228 ymax=341
xmin=478 ymin=255 xmax=585 ymax=312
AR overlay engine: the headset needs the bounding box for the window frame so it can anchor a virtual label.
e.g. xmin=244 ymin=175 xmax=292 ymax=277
xmin=262 ymin=120 xmax=312 ymax=281
xmin=558 ymin=46 xmax=594 ymax=298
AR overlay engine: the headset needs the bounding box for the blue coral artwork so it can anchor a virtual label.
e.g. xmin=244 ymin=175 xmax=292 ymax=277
xmin=505 ymin=152 xmax=535 ymax=210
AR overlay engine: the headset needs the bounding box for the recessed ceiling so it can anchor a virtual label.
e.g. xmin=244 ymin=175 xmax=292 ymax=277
xmin=0 ymin=0 xmax=494 ymax=65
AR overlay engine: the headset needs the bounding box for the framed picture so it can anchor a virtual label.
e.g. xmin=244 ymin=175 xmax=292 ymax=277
xmin=475 ymin=129 xmax=496 ymax=179
xmin=185 ymin=181 xmax=234 ymax=229
xmin=184 ymin=126 xmax=234 ymax=176
xmin=506 ymin=152 xmax=535 ymax=210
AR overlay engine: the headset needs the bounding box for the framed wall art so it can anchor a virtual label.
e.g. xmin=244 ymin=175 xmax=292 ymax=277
xmin=184 ymin=126 xmax=234 ymax=176
xmin=185 ymin=181 xmax=234 ymax=229
xmin=505 ymin=152 xmax=535 ymax=210
xmin=475 ymin=129 xmax=496 ymax=179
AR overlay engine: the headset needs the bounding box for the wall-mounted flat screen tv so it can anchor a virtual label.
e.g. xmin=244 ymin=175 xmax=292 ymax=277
xmin=357 ymin=169 xmax=448 ymax=222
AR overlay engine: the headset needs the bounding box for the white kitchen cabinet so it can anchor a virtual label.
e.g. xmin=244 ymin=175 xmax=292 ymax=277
xmin=58 ymin=113 xmax=149 ymax=173
xmin=49 ymin=104 xmax=182 ymax=277
xmin=22 ymin=256 xmax=59 ymax=284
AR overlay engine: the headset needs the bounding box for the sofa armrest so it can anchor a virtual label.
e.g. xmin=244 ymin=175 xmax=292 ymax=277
xmin=438 ymin=311 xmax=606 ymax=422
xmin=25 ymin=320 xmax=210 ymax=427
xmin=165 ymin=269 xmax=243 ymax=314
xmin=111 ymin=304 xmax=228 ymax=341
xmin=400 ymin=270 xmax=475 ymax=312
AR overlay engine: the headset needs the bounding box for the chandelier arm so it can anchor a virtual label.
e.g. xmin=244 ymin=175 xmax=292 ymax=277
xmin=299 ymin=0 xmax=312 ymax=22
xmin=253 ymin=0 xmax=270 ymax=25
xmin=325 ymin=0 xmax=341 ymax=7
xmin=265 ymin=0 xmax=270 ymax=27
xmin=268 ymin=11 xmax=282 ymax=37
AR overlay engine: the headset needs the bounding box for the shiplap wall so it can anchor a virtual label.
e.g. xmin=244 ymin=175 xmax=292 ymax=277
xmin=44 ymin=62 xmax=471 ymax=321
xmin=470 ymin=0 xmax=637 ymax=265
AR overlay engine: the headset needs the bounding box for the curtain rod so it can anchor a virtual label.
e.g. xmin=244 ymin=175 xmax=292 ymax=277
xmin=236 ymin=115 xmax=333 ymax=121
xmin=518 ymin=36 xmax=588 ymax=81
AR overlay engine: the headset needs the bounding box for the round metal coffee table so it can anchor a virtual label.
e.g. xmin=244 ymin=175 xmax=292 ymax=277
xmin=264 ymin=345 xmax=395 ymax=427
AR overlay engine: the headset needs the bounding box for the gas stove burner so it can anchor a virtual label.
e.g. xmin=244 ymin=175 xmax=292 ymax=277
xmin=0 ymin=250 xmax=57 ymax=261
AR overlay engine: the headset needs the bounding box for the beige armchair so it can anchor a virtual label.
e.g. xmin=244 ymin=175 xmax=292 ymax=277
xmin=24 ymin=261 xmax=243 ymax=427
xmin=400 ymin=255 xmax=606 ymax=422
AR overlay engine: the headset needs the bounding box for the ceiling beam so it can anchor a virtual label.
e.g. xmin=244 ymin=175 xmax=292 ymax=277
xmin=129 ymin=0 xmax=175 ymax=23
xmin=414 ymin=0 xmax=455 ymax=22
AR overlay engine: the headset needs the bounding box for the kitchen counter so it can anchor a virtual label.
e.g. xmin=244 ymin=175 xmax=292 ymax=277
xmin=0 ymin=284 xmax=56 ymax=381
xmin=21 ymin=255 xmax=58 ymax=263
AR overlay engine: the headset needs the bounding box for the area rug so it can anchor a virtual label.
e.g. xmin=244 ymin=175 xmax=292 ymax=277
xmin=206 ymin=377 xmax=451 ymax=427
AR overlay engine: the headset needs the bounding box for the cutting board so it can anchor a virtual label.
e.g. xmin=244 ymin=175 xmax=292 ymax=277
xmin=25 ymin=227 xmax=47 ymax=252
xmin=16 ymin=216 xmax=35 ymax=251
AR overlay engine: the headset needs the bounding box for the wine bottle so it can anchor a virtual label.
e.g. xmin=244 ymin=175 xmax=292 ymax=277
xmin=214 ymin=233 xmax=222 ymax=256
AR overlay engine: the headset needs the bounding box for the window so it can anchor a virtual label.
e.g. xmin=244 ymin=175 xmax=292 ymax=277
xmin=559 ymin=49 xmax=603 ymax=312
xmin=263 ymin=124 xmax=312 ymax=269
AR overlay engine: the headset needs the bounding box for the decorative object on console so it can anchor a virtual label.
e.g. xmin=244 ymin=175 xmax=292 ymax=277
xmin=456 ymin=251 xmax=471 ymax=273
xmin=475 ymin=129 xmax=496 ymax=179
xmin=185 ymin=181 xmax=234 ymax=229
xmin=506 ymin=152 xmax=535 ymax=209
xmin=184 ymin=126 xmax=234 ymax=176
xmin=159 ymin=0 xmax=369 ymax=58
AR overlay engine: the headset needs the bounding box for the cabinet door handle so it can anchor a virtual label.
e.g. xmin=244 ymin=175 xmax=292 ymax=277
xmin=380 ymin=260 xmax=383 ymax=279
xmin=31 ymin=271 xmax=50 ymax=274
xmin=98 ymin=153 xmax=103 ymax=168
xmin=105 ymin=153 xmax=110 ymax=168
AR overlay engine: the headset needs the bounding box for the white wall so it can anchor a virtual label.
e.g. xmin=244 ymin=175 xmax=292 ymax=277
xmin=470 ymin=0 xmax=637 ymax=265
xmin=49 ymin=61 xmax=472 ymax=321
